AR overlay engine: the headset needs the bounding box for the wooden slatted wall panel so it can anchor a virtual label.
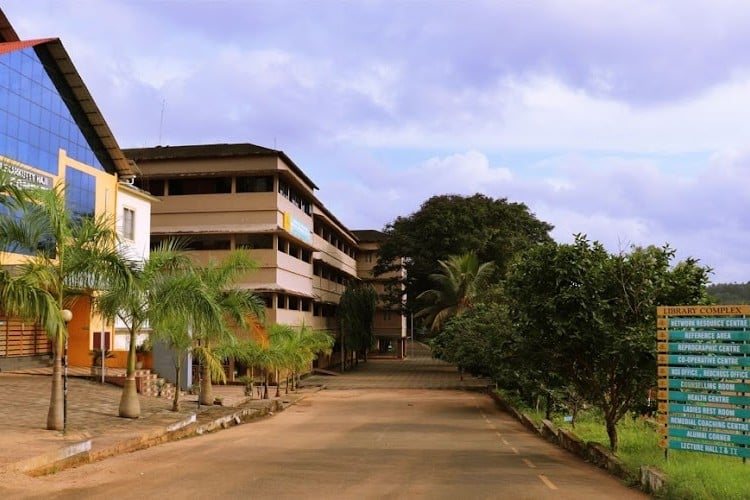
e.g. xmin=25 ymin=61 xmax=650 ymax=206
xmin=0 ymin=316 xmax=51 ymax=357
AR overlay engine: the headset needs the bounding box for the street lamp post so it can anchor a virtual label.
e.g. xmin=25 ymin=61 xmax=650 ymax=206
xmin=61 ymin=309 xmax=73 ymax=433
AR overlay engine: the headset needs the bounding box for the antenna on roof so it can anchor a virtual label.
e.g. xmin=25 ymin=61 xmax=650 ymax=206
xmin=158 ymin=98 xmax=166 ymax=145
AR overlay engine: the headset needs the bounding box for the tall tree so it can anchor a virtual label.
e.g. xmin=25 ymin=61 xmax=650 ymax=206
xmin=416 ymin=253 xmax=496 ymax=333
xmin=95 ymin=240 xmax=192 ymax=418
xmin=0 ymin=182 xmax=130 ymax=430
xmin=505 ymin=235 xmax=711 ymax=451
xmin=337 ymin=283 xmax=378 ymax=365
xmin=374 ymin=194 xmax=552 ymax=313
xmin=193 ymin=250 xmax=265 ymax=405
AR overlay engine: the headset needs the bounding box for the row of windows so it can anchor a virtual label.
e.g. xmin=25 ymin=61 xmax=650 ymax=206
xmin=278 ymin=237 xmax=312 ymax=263
xmin=278 ymin=179 xmax=312 ymax=215
xmin=137 ymin=175 xmax=282 ymax=197
xmin=313 ymin=261 xmax=355 ymax=286
xmin=0 ymin=47 xmax=102 ymax=174
xmin=313 ymin=220 xmax=356 ymax=258
xmin=258 ymin=293 xmax=337 ymax=317
xmin=149 ymin=233 xmax=312 ymax=265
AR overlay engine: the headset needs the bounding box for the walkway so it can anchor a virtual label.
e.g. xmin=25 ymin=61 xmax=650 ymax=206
xmin=301 ymin=341 xmax=490 ymax=390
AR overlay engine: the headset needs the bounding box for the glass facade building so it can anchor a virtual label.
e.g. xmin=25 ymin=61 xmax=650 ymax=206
xmin=0 ymin=46 xmax=103 ymax=175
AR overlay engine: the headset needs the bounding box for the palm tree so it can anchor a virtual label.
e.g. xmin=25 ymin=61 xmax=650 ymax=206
xmin=193 ymin=250 xmax=265 ymax=406
xmin=95 ymin=239 xmax=191 ymax=418
xmin=0 ymin=181 xmax=130 ymax=430
xmin=148 ymin=265 xmax=224 ymax=412
xmin=289 ymin=324 xmax=334 ymax=390
xmin=416 ymin=252 xmax=496 ymax=333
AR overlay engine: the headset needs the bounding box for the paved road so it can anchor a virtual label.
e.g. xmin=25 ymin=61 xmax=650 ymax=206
xmin=3 ymin=389 xmax=644 ymax=499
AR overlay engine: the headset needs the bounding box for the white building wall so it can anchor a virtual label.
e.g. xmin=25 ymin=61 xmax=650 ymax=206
xmin=113 ymin=184 xmax=153 ymax=345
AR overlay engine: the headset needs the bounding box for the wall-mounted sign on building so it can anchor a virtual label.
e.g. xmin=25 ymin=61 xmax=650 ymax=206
xmin=657 ymin=305 xmax=750 ymax=459
xmin=282 ymin=212 xmax=312 ymax=244
xmin=1 ymin=157 xmax=53 ymax=189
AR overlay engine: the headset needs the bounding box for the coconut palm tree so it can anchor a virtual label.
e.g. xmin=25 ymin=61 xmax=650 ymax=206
xmin=289 ymin=324 xmax=334 ymax=390
xmin=0 ymin=182 xmax=130 ymax=430
xmin=192 ymin=250 xmax=265 ymax=406
xmin=416 ymin=252 xmax=496 ymax=333
xmin=95 ymin=239 xmax=192 ymax=418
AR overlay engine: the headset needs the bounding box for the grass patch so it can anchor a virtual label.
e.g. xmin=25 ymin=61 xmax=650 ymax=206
xmin=554 ymin=412 xmax=750 ymax=499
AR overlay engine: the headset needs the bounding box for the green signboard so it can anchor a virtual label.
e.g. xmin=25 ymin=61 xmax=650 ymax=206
xmin=667 ymin=342 xmax=750 ymax=354
xmin=669 ymin=318 xmax=750 ymax=328
xmin=668 ymin=391 xmax=750 ymax=406
xmin=668 ymin=330 xmax=750 ymax=341
xmin=668 ymin=379 xmax=750 ymax=392
xmin=669 ymin=427 xmax=750 ymax=446
xmin=666 ymin=354 xmax=750 ymax=367
xmin=668 ymin=439 xmax=750 ymax=458
xmin=669 ymin=415 xmax=750 ymax=432
xmin=669 ymin=403 xmax=750 ymax=419
xmin=668 ymin=367 xmax=750 ymax=379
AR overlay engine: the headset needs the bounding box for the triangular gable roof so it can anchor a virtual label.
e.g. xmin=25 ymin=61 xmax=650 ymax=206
xmin=0 ymin=9 xmax=20 ymax=43
xmin=0 ymin=11 xmax=134 ymax=178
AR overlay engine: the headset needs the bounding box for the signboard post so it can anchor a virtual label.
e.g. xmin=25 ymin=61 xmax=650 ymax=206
xmin=657 ymin=305 xmax=750 ymax=461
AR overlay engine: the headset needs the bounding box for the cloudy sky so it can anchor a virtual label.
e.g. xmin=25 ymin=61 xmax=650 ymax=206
xmin=6 ymin=1 xmax=750 ymax=283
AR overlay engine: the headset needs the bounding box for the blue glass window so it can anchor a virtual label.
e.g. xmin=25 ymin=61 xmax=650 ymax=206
xmin=0 ymin=46 xmax=103 ymax=175
xmin=65 ymin=167 xmax=95 ymax=220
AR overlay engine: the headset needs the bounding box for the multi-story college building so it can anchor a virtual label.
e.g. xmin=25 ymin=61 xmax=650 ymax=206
xmin=124 ymin=144 xmax=406 ymax=381
xmin=0 ymin=7 xmax=405 ymax=378
xmin=0 ymin=10 xmax=149 ymax=371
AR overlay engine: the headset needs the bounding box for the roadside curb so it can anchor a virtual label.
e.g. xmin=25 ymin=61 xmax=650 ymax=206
xmin=13 ymin=387 xmax=321 ymax=477
xmin=487 ymin=390 xmax=664 ymax=495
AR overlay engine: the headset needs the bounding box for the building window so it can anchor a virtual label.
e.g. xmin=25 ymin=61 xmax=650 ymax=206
xmin=237 ymin=175 xmax=274 ymax=193
xmin=169 ymin=176 xmax=231 ymax=195
xmin=236 ymin=233 xmax=274 ymax=249
xmin=122 ymin=207 xmax=135 ymax=240
xmin=183 ymin=234 xmax=231 ymax=251
xmin=384 ymin=310 xmax=392 ymax=321
xmin=288 ymin=296 xmax=299 ymax=311
xmin=65 ymin=167 xmax=95 ymax=221
xmin=135 ymin=178 xmax=164 ymax=196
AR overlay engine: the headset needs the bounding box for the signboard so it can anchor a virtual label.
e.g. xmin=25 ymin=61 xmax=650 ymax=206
xmin=282 ymin=212 xmax=312 ymax=244
xmin=1 ymin=157 xmax=53 ymax=189
xmin=657 ymin=305 xmax=750 ymax=460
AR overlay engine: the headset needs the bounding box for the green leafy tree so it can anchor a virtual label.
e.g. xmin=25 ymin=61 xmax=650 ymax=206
xmin=95 ymin=240 xmax=192 ymax=418
xmin=374 ymin=194 xmax=553 ymax=313
xmin=707 ymin=282 xmax=750 ymax=304
xmin=416 ymin=253 xmax=496 ymax=333
xmin=193 ymin=251 xmax=265 ymax=405
xmin=337 ymin=283 xmax=378 ymax=366
xmin=0 ymin=182 xmax=130 ymax=430
xmin=505 ymin=235 xmax=711 ymax=450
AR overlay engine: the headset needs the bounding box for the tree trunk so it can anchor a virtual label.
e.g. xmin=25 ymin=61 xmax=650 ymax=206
xmin=119 ymin=328 xmax=141 ymax=419
xmin=545 ymin=393 xmax=552 ymax=420
xmin=606 ymin=415 xmax=618 ymax=452
xmin=172 ymin=357 xmax=182 ymax=412
xmin=199 ymin=360 xmax=213 ymax=406
xmin=285 ymin=372 xmax=290 ymax=395
xmin=46 ymin=335 xmax=64 ymax=430
xmin=263 ymin=370 xmax=269 ymax=399
xmin=275 ymin=369 xmax=280 ymax=397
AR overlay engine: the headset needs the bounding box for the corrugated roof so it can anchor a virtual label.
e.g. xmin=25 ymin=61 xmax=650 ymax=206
xmin=351 ymin=229 xmax=387 ymax=243
xmin=123 ymin=143 xmax=317 ymax=190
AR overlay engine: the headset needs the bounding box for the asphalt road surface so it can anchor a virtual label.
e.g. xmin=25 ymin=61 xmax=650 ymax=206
xmin=3 ymin=388 xmax=645 ymax=499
